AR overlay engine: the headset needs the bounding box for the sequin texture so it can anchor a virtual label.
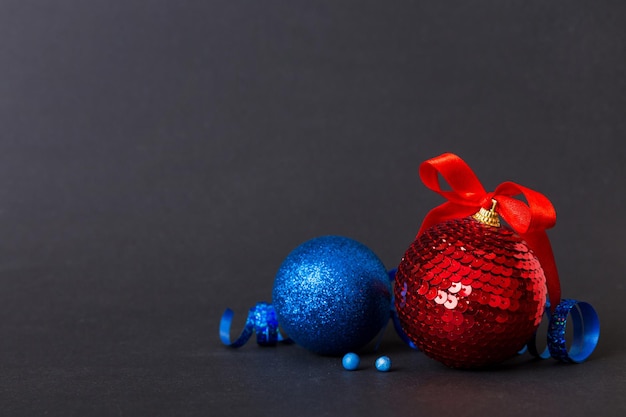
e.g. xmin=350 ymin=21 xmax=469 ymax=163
xmin=395 ymin=217 xmax=547 ymax=368
xmin=273 ymin=236 xmax=391 ymax=356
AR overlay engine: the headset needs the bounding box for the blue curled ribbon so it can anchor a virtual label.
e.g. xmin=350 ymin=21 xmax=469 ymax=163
xmin=547 ymin=299 xmax=600 ymax=363
xmin=220 ymin=302 xmax=292 ymax=347
xmin=524 ymin=298 xmax=600 ymax=363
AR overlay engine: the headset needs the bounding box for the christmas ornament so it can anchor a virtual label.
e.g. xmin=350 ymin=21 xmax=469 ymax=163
xmin=395 ymin=153 xmax=564 ymax=368
xmin=272 ymin=235 xmax=391 ymax=355
xmin=219 ymin=152 xmax=599 ymax=369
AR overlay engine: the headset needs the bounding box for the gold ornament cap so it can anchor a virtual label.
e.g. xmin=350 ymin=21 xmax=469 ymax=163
xmin=472 ymin=199 xmax=500 ymax=227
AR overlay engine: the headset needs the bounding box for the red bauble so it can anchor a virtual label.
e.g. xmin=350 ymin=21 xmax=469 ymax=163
xmin=395 ymin=216 xmax=547 ymax=368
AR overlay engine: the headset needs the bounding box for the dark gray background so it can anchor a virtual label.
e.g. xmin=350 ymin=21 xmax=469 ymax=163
xmin=1 ymin=1 xmax=625 ymax=416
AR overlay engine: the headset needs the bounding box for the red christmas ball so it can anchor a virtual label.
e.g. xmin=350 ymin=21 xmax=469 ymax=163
xmin=395 ymin=215 xmax=547 ymax=368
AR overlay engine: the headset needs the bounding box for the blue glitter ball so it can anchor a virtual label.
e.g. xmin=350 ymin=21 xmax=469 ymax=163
xmin=375 ymin=356 xmax=391 ymax=372
xmin=342 ymin=353 xmax=360 ymax=371
xmin=272 ymin=235 xmax=391 ymax=356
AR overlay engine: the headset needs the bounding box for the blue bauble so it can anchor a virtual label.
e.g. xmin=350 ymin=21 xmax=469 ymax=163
xmin=272 ymin=235 xmax=391 ymax=355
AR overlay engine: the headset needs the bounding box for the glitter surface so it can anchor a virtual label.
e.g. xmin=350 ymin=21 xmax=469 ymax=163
xmin=272 ymin=236 xmax=391 ymax=356
xmin=395 ymin=217 xmax=547 ymax=368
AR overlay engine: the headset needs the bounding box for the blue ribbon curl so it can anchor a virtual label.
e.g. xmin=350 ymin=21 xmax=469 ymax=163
xmin=524 ymin=298 xmax=600 ymax=363
xmin=220 ymin=302 xmax=292 ymax=347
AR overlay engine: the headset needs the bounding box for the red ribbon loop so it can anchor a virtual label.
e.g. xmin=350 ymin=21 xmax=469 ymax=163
xmin=416 ymin=153 xmax=561 ymax=311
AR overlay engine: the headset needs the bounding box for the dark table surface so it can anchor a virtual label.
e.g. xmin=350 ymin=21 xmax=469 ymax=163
xmin=2 ymin=1 xmax=625 ymax=416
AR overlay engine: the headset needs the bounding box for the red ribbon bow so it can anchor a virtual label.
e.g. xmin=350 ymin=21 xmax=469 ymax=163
xmin=417 ymin=153 xmax=561 ymax=311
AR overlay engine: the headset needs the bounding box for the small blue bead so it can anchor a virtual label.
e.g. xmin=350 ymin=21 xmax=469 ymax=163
xmin=342 ymin=353 xmax=360 ymax=371
xmin=375 ymin=356 xmax=391 ymax=372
